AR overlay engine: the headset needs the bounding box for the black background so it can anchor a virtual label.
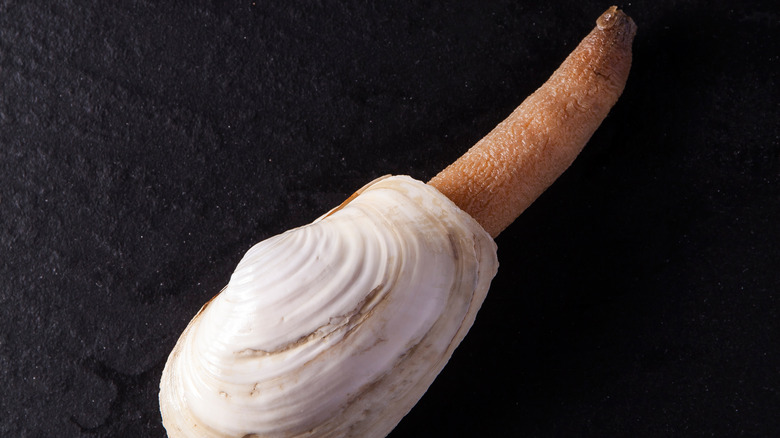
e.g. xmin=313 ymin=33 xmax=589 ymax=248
xmin=2 ymin=1 xmax=778 ymax=436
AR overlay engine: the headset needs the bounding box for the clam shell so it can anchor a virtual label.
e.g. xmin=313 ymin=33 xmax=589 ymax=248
xmin=159 ymin=175 xmax=498 ymax=437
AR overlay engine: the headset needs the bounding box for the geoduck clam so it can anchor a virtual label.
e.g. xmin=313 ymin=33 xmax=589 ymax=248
xmin=159 ymin=7 xmax=636 ymax=437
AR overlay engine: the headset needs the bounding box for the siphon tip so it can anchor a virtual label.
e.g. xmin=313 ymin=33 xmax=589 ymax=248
xmin=596 ymin=6 xmax=637 ymax=40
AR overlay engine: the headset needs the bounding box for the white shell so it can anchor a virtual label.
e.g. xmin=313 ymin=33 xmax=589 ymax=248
xmin=159 ymin=175 xmax=498 ymax=437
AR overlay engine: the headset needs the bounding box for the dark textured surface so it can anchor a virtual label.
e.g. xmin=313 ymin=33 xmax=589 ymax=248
xmin=1 ymin=1 xmax=778 ymax=436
